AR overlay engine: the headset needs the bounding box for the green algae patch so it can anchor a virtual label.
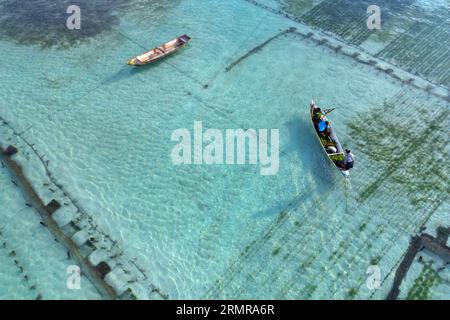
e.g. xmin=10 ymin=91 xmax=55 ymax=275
xmin=280 ymin=0 xmax=321 ymax=16
xmin=304 ymin=284 xmax=318 ymax=298
xmin=284 ymin=0 xmax=415 ymax=46
xmin=272 ymin=246 xmax=281 ymax=256
xmin=370 ymin=256 xmax=381 ymax=265
xmin=377 ymin=17 xmax=450 ymax=88
xmin=406 ymin=262 xmax=441 ymax=300
xmin=281 ymin=0 xmax=450 ymax=87
xmin=348 ymin=93 xmax=450 ymax=207
xmin=347 ymin=287 xmax=358 ymax=299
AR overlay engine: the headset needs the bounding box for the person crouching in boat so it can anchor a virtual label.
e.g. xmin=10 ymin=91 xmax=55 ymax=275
xmin=313 ymin=108 xmax=324 ymax=122
xmin=312 ymin=104 xmax=327 ymax=131
xmin=344 ymin=149 xmax=355 ymax=170
xmin=318 ymin=120 xmax=331 ymax=138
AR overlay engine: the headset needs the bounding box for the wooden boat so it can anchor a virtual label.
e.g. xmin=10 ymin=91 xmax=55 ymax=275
xmin=310 ymin=101 xmax=350 ymax=177
xmin=128 ymin=35 xmax=191 ymax=66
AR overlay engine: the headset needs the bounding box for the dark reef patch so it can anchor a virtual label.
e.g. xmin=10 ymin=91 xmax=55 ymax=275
xmin=0 ymin=0 xmax=178 ymax=49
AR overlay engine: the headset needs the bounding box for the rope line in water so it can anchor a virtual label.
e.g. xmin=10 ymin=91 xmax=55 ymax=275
xmin=0 ymin=117 xmax=168 ymax=300
xmin=241 ymin=0 xmax=450 ymax=99
xmin=202 ymin=12 xmax=269 ymax=88
xmin=0 ymin=227 xmax=42 ymax=299
xmin=225 ymin=27 xmax=296 ymax=72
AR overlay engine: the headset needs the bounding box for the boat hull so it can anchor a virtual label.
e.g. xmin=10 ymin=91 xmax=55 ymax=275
xmin=128 ymin=35 xmax=191 ymax=66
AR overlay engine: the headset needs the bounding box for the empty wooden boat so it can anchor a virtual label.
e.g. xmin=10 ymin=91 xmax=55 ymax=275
xmin=128 ymin=35 xmax=191 ymax=66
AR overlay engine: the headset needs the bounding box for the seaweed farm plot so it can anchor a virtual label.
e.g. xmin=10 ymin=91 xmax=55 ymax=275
xmin=252 ymin=0 xmax=450 ymax=92
xmin=203 ymin=181 xmax=352 ymax=299
xmin=298 ymin=0 xmax=415 ymax=46
xmin=279 ymin=0 xmax=450 ymax=90
xmin=405 ymin=261 xmax=449 ymax=300
xmin=376 ymin=18 xmax=450 ymax=88
xmin=387 ymin=230 xmax=450 ymax=300
xmin=0 ymin=223 xmax=42 ymax=300
xmin=400 ymin=249 xmax=450 ymax=300
xmin=349 ymin=91 xmax=449 ymax=209
xmin=0 ymin=119 xmax=168 ymax=300
xmin=343 ymin=91 xmax=449 ymax=299
xmin=0 ymin=167 xmax=101 ymax=299
xmin=195 ymin=16 xmax=448 ymax=299
xmin=214 ymin=88 xmax=450 ymax=300
xmin=241 ymin=0 xmax=449 ymax=101
xmin=278 ymin=0 xmax=324 ymax=16
xmin=0 ymin=0 xmax=449 ymax=301
xmin=203 ymin=170 xmax=426 ymax=299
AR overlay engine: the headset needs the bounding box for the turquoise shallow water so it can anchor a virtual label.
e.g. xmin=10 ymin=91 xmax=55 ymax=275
xmin=0 ymin=168 xmax=101 ymax=299
xmin=0 ymin=0 xmax=449 ymax=299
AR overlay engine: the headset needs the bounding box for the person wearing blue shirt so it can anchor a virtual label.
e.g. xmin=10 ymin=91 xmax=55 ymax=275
xmin=318 ymin=120 xmax=327 ymax=132
xmin=318 ymin=120 xmax=331 ymax=139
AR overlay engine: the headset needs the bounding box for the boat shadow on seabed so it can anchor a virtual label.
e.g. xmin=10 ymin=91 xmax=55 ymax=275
xmin=284 ymin=116 xmax=355 ymax=215
xmin=103 ymin=46 xmax=188 ymax=85
xmin=285 ymin=117 xmax=336 ymax=186
xmin=102 ymin=59 xmax=166 ymax=85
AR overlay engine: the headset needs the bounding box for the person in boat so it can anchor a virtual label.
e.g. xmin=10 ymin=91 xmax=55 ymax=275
xmin=344 ymin=149 xmax=355 ymax=170
xmin=318 ymin=120 xmax=331 ymax=138
xmin=313 ymin=107 xmax=323 ymax=121
xmin=313 ymin=107 xmax=326 ymax=132
xmin=323 ymin=121 xmax=331 ymax=136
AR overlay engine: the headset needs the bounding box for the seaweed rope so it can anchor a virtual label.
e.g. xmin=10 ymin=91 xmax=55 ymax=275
xmin=0 ymin=226 xmax=42 ymax=299
xmin=224 ymin=26 xmax=296 ymax=73
xmin=240 ymin=0 xmax=450 ymax=103
xmin=203 ymin=12 xmax=268 ymax=87
xmin=344 ymin=177 xmax=351 ymax=215
xmin=1 ymin=116 xmax=168 ymax=300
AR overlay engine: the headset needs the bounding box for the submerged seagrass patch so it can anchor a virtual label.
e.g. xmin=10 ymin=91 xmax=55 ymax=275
xmin=0 ymin=0 xmax=178 ymax=49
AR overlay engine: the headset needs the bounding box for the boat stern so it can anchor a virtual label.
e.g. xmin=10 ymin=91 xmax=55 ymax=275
xmin=179 ymin=34 xmax=192 ymax=44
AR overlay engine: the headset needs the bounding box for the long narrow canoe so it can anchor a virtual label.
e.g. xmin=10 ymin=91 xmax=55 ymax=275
xmin=128 ymin=35 xmax=191 ymax=66
xmin=310 ymin=103 xmax=350 ymax=177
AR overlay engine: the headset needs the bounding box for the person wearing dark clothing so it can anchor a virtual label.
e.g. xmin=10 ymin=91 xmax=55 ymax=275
xmin=344 ymin=149 xmax=355 ymax=170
